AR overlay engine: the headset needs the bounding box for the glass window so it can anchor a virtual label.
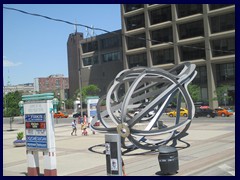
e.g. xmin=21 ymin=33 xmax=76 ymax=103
xmin=152 ymin=48 xmax=174 ymax=65
xmin=101 ymin=36 xmax=120 ymax=50
xmin=150 ymin=6 xmax=172 ymax=25
xmin=83 ymin=57 xmax=92 ymax=66
xmin=82 ymin=41 xmax=98 ymax=53
xmin=127 ymin=53 xmax=147 ymax=68
xmin=209 ymin=4 xmax=233 ymax=10
xmin=211 ymin=37 xmax=235 ymax=57
xmin=192 ymin=66 xmax=207 ymax=84
xmin=178 ymin=20 xmax=204 ymax=39
xmin=151 ymin=27 xmax=173 ymax=45
xmin=124 ymin=4 xmax=144 ymax=13
xmin=176 ymin=4 xmax=203 ymax=18
xmin=102 ymin=52 xmax=120 ymax=63
xmin=210 ymin=13 xmax=235 ymax=34
xmin=127 ymin=33 xmax=146 ymax=50
xmin=125 ymin=14 xmax=145 ymax=31
xmin=179 ymin=42 xmax=206 ymax=61
xmin=82 ymin=56 xmax=99 ymax=66
xmin=216 ymin=63 xmax=235 ymax=84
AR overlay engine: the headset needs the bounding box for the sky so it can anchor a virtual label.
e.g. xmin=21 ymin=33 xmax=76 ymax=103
xmin=3 ymin=4 xmax=121 ymax=86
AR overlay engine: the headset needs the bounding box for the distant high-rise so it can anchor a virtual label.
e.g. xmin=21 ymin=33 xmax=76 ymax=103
xmin=67 ymin=30 xmax=123 ymax=98
xmin=120 ymin=4 xmax=235 ymax=108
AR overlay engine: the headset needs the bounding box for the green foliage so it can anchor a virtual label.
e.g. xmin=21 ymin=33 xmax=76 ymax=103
xmin=213 ymin=85 xmax=232 ymax=104
xmin=65 ymin=99 xmax=74 ymax=109
xmin=187 ymin=84 xmax=201 ymax=102
xmin=17 ymin=132 xmax=24 ymax=140
xmin=3 ymin=91 xmax=22 ymax=117
xmin=74 ymin=84 xmax=100 ymax=102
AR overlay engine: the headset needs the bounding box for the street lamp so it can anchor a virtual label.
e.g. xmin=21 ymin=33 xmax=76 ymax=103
xmin=224 ymin=93 xmax=227 ymax=108
xmin=52 ymin=98 xmax=59 ymax=124
xmin=18 ymin=100 xmax=24 ymax=124
xmin=52 ymin=98 xmax=59 ymax=113
xmin=18 ymin=100 xmax=24 ymax=115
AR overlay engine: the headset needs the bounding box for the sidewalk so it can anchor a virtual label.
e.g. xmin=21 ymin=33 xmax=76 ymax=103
xmin=3 ymin=120 xmax=235 ymax=176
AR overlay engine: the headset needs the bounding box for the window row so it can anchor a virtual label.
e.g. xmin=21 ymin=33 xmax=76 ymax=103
xmin=127 ymin=37 xmax=235 ymax=67
xmin=124 ymin=4 xmax=233 ymax=14
xmin=82 ymin=52 xmax=121 ymax=66
xmin=126 ymin=14 xmax=234 ymax=48
xmin=125 ymin=5 xmax=234 ymax=34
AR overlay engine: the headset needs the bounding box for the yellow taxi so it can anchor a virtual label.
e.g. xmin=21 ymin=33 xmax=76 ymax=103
xmin=167 ymin=108 xmax=188 ymax=117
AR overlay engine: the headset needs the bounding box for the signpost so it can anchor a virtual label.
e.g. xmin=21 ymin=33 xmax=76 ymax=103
xmin=22 ymin=93 xmax=57 ymax=176
xmin=86 ymin=96 xmax=99 ymax=118
xmin=105 ymin=134 xmax=122 ymax=176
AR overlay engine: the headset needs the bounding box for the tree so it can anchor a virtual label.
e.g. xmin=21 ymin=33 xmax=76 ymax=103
xmin=74 ymin=84 xmax=100 ymax=102
xmin=3 ymin=91 xmax=22 ymax=117
xmin=65 ymin=98 xmax=74 ymax=109
xmin=213 ymin=85 xmax=232 ymax=106
xmin=187 ymin=84 xmax=201 ymax=102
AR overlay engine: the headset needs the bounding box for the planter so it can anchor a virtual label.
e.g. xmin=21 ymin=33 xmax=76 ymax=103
xmin=13 ymin=139 xmax=26 ymax=147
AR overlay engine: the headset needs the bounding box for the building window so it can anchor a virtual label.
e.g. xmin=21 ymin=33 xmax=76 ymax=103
xmin=216 ymin=63 xmax=235 ymax=84
xmin=101 ymin=36 xmax=120 ymax=50
xmin=179 ymin=42 xmax=206 ymax=61
xmin=124 ymin=4 xmax=144 ymax=13
xmin=102 ymin=52 xmax=120 ymax=63
xmin=192 ymin=66 xmax=207 ymax=85
xmin=83 ymin=56 xmax=98 ymax=66
xmin=211 ymin=37 xmax=235 ymax=57
xmin=82 ymin=41 xmax=98 ymax=53
xmin=127 ymin=53 xmax=147 ymax=68
xmin=127 ymin=33 xmax=146 ymax=50
xmin=176 ymin=4 xmax=203 ymax=18
xmin=56 ymin=79 xmax=60 ymax=88
xmin=45 ymin=80 xmax=49 ymax=88
xmin=210 ymin=13 xmax=235 ymax=34
xmin=125 ymin=14 xmax=145 ymax=31
xmin=152 ymin=48 xmax=174 ymax=65
xmin=209 ymin=4 xmax=233 ymax=10
xmin=151 ymin=27 xmax=173 ymax=45
xmin=178 ymin=20 xmax=204 ymax=40
xmin=149 ymin=6 xmax=172 ymax=25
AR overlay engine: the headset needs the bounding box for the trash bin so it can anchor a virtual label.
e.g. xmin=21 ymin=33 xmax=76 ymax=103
xmin=158 ymin=145 xmax=179 ymax=175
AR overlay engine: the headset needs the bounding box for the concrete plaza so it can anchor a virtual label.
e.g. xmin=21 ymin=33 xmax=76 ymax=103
xmin=3 ymin=117 xmax=235 ymax=176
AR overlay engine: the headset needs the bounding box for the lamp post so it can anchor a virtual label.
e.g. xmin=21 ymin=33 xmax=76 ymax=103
xmin=52 ymin=98 xmax=59 ymax=113
xmin=52 ymin=98 xmax=59 ymax=124
xmin=18 ymin=100 xmax=24 ymax=124
xmin=224 ymin=93 xmax=227 ymax=108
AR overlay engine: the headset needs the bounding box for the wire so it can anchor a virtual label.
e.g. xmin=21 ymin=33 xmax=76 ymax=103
xmin=3 ymin=6 xmax=235 ymax=54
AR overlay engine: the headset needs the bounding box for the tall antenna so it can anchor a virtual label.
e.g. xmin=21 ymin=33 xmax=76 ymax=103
xmin=74 ymin=19 xmax=77 ymax=33
xmin=7 ymin=68 xmax=11 ymax=86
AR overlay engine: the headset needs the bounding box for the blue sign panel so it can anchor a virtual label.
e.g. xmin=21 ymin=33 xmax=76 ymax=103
xmin=25 ymin=114 xmax=46 ymax=122
xmin=26 ymin=135 xmax=47 ymax=149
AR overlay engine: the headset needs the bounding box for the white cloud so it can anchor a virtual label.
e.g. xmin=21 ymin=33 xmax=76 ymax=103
xmin=3 ymin=56 xmax=22 ymax=67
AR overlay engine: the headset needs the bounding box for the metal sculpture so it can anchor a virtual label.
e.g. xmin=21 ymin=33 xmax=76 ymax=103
xmin=90 ymin=62 xmax=197 ymax=150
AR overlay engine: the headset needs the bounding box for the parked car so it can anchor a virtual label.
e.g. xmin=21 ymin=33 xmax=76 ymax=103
xmin=214 ymin=108 xmax=233 ymax=117
xmin=194 ymin=108 xmax=216 ymax=118
xmin=73 ymin=112 xmax=87 ymax=118
xmin=167 ymin=108 xmax=188 ymax=117
xmin=54 ymin=111 xmax=68 ymax=118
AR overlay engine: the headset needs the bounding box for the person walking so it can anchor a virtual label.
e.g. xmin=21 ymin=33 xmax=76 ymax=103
xmin=71 ymin=119 xmax=77 ymax=136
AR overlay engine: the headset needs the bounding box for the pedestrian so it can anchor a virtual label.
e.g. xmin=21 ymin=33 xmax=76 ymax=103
xmin=71 ymin=119 xmax=77 ymax=136
xmin=122 ymin=157 xmax=126 ymax=176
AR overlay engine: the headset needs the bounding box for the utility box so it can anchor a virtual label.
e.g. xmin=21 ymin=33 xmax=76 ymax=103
xmin=158 ymin=145 xmax=179 ymax=175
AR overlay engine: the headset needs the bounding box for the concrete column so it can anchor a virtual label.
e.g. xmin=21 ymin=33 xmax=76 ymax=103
xmin=171 ymin=4 xmax=180 ymax=65
xmin=43 ymin=149 xmax=57 ymax=176
xmin=27 ymin=150 xmax=40 ymax=176
xmin=203 ymin=4 xmax=218 ymax=108
xmin=144 ymin=4 xmax=152 ymax=67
